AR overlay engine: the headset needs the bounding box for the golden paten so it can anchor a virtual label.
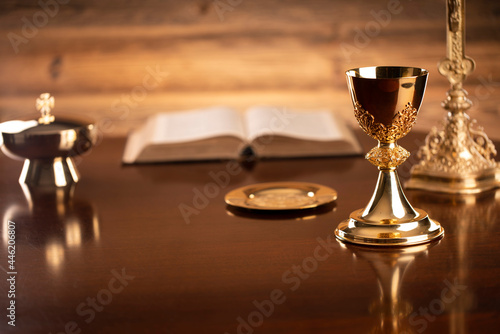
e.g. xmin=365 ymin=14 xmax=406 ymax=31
xmin=406 ymin=0 xmax=500 ymax=194
xmin=225 ymin=182 xmax=337 ymax=211
xmin=335 ymin=66 xmax=444 ymax=247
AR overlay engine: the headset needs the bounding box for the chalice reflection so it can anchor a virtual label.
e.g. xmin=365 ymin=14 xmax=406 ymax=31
xmin=335 ymin=66 xmax=444 ymax=246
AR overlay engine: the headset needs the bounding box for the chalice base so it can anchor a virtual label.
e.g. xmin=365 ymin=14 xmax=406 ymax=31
xmin=335 ymin=169 xmax=444 ymax=246
xmin=19 ymin=157 xmax=80 ymax=187
xmin=335 ymin=209 xmax=444 ymax=246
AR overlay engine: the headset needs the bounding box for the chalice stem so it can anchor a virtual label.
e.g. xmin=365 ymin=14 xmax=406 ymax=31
xmin=362 ymin=141 xmax=419 ymax=223
xmin=362 ymin=167 xmax=419 ymax=224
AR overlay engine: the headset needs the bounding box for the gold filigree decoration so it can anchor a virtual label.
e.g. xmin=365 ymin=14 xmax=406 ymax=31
xmin=448 ymin=0 xmax=460 ymax=32
xmin=438 ymin=0 xmax=475 ymax=87
xmin=366 ymin=145 xmax=410 ymax=169
xmin=438 ymin=55 xmax=475 ymax=87
xmin=354 ymin=102 xmax=418 ymax=143
xmin=415 ymin=113 xmax=497 ymax=175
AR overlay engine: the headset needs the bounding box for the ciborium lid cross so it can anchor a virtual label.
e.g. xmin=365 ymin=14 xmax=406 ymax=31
xmin=36 ymin=93 xmax=55 ymax=124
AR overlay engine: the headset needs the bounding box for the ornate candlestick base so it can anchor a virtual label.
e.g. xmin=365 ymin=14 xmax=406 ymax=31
xmin=406 ymin=94 xmax=500 ymax=194
xmin=336 ymin=66 xmax=444 ymax=247
xmin=407 ymin=0 xmax=500 ymax=194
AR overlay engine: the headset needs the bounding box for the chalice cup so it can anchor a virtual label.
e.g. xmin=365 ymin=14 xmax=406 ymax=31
xmin=335 ymin=66 xmax=444 ymax=246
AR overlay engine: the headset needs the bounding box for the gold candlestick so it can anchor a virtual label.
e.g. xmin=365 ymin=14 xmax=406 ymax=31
xmin=406 ymin=0 xmax=500 ymax=194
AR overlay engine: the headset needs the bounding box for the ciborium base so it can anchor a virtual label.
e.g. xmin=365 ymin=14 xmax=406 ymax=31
xmin=335 ymin=169 xmax=444 ymax=247
xmin=20 ymin=157 xmax=80 ymax=187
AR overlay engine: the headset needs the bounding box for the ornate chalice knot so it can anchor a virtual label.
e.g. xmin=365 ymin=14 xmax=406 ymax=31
xmin=366 ymin=145 xmax=410 ymax=169
xmin=354 ymin=102 xmax=418 ymax=143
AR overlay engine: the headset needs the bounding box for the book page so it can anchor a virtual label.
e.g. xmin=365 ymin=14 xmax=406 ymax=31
xmin=244 ymin=106 xmax=344 ymax=142
xmin=150 ymin=106 xmax=245 ymax=144
xmin=122 ymin=106 xmax=246 ymax=163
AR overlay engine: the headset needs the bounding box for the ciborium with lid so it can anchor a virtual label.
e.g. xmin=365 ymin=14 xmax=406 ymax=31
xmin=0 ymin=93 xmax=97 ymax=187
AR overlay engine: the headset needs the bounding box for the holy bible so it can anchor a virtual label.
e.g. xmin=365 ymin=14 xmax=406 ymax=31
xmin=122 ymin=106 xmax=362 ymax=163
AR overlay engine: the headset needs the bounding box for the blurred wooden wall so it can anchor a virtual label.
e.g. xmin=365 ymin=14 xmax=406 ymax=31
xmin=0 ymin=0 xmax=499 ymax=138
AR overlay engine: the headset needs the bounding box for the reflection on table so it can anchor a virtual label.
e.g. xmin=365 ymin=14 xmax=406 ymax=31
xmin=2 ymin=183 xmax=100 ymax=274
xmin=340 ymin=240 xmax=438 ymax=334
xmin=408 ymin=189 xmax=500 ymax=332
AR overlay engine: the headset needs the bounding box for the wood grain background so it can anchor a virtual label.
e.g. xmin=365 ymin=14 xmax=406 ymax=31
xmin=0 ymin=0 xmax=499 ymax=138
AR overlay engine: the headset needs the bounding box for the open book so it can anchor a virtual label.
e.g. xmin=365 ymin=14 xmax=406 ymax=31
xmin=122 ymin=106 xmax=362 ymax=163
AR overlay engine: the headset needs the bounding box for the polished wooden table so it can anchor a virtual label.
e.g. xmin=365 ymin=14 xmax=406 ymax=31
xmin=1 ymin=132 xmax=499 ymax=334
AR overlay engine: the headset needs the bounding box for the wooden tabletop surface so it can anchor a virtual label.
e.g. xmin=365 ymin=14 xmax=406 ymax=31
xmin=1 ymin=131 xmax=499 ymax=334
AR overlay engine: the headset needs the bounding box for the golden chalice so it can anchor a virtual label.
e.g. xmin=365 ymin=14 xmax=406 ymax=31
xmin=335 ymin=66 xmax=444 ymax=246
